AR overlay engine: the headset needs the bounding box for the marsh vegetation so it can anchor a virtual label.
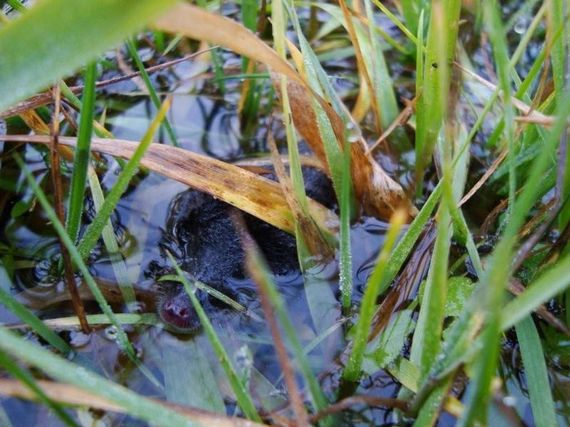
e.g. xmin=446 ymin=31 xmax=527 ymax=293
xmin=0 ymin=0 xmax=569 ymax=425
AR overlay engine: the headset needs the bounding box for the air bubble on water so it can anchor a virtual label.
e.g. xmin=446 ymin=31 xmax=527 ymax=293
xmin=235 ymin=345 xmax=253 ymax=371
xmin=345 ymin=122 xmax=360 ymax=144
xmin=126 ymin=301 xmax=145 ymax=314
xmin=104 ymin=325 xmax=119 ymax=341
xmin=503 ymin=395 xmax=517 ymax=407
xmin=514 ymin=19 xmax=527 ymax=35
xmin=135 ymin=344 xmax=144 ymax=359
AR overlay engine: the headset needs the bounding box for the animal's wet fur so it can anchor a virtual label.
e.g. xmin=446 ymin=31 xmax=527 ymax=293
xmin=151 ymin=167 xmax=335 ymax=333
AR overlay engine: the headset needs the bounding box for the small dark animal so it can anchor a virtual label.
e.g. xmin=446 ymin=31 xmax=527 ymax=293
xmin=154 ymin=168 xmax=335 ymax=333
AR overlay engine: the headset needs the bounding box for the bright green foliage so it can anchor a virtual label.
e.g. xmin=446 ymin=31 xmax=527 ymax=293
xmin=66 ymin=62 xmax=97 ymax=244
xmin=0 ymin=0 xmax=178 ymax=112
xmin=414 ymin=0 xmax=461 ymax=189
xmin=516 ymin=317 xmax=557 ymax=427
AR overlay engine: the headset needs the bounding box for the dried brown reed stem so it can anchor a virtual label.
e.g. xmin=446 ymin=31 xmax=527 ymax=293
xmin=49 ymin=85 xmax=90 ymax=333
xmin=0 ymin=379 xmax=268 ymax=427
xmin=234 ymin=213 xmax=310 ymax=426
xmin=309 ymin=395 xmax=408 ymax=423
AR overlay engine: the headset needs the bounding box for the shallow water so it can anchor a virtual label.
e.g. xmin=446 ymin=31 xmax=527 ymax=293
xmin=1 ymin=1 xmax=569 ymax=425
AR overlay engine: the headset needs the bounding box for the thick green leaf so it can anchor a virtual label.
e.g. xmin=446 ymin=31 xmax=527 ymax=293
xmin=502 ymin=254 xmax=570 ymax=330
xmin=444 ymin=277 xmax=475 ymax=319
xmin=0 ymin=265 xmax=71 ymax=355
xmin=66 ymin=62 xmax=97 ymax=244
xmin=363 ymin=310 xmax=415 ymax=373
xmin=0 ymin=0 xmax=177 ymax=112
xmin=515 ymin=317 xmax=557 ymax=427
xmin=414 ymin=0 xmax=461 ymax=186
xmin=0 ymin=328 xmax=206 ymax=427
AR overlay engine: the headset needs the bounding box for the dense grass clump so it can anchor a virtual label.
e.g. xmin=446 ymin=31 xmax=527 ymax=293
xmin=0 ymin=0 xmax=569 ymax=425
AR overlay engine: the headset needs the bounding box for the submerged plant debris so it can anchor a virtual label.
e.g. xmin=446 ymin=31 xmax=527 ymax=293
xmin=0 ymin=0 xmax=569 ymax=426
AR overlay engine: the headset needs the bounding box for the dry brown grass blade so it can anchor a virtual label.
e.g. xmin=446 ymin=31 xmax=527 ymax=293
xmin=0 ymin=49 xmax=214 ymax=120
xmin=14 ymin=277 xmax=155 ymax=312
xmin=338 ymin=0 xmax=381 ymax=131
xmin=153 ymin=3 xmax=416 ymax=221
xmin=454 ymin=61 xmax=553 ymax=125
xmin=267 ymin=132 xmax=335 ymax=260
xmin=459 ymin=149 xmax=508 ymax=207
xmin=309 ymin=395 xmax=408 ymax=423
xmin=235 ymin=215 xmax=310 ymax=426
xmin=285 ymin=79 xmax=418 ymax=220
xmin=235 ymin=155 xmax=325 ymax=173
xmin=2 ymin=135 xmax=337 ymax=234
xmin=153 ymin=4 xmax=303 ymax=85
xmin=369 ymin=223 xmax=436 ymax=341
xmin=50 ymin=86 xmax=91 ymax=334
xmin=19 ymin=110 xmax=51 ymax=135
xmin=369 ymin=96 xmax=417 ymax=153
xmin=0 ymin=379 xmax=268 ymax=427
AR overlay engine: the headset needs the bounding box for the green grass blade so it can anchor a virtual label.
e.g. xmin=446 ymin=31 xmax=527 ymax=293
xmin=194 ymin=0 xmax=226 ymax=95
xmin=273 ymin=0 xmax=335 ymax=260
xmin=239 ymin=0 xmax=261 ymax=129
xmin=400 ymin=0 xmax=422 ymax=35
xmin=0 ymin=0 xmax=177 ymax=113
xmin=415 ymin=10 xmax=425 ymax=103
xmin=245 ymin=241 xmax=329 ymax=414
xmin=58 ymin=72 xmax=136 ymax=305
xmin=343 ymin=210 xmax=406 ymax=382
xmin=515 ymin=316 xmax=557 ymax=427
xmin=459 ymin=78 xmax=570 ymax=427
xmin=339 ymin=135 xmax=353 ymax=311
xmin=412 ymin=380 xmax=453 ymax=427
xmin=484 ymin=0 xmax=516 ymax=225
xmin=0 ymin=350 xmax=79 ymax=427
xmin=370 ymin=0 xmax=418 ymax=45
xmin=66 ymin=62 xmax=97 ymax=244
xmin=14 ymin=154 xmax=136 ymax=357
xmin=159 ymin=336 xmax=224 ymax=412
xmin=0 ymin=264 xmax=71 ymax=354
xmin=502 ymin=254 xmax=570 ymax=330
xmin=77 ymin=98 xmax=171 ymax=260
xmin=5 ymin=0 xmax=26 ymax=13
xmin=547 ymin=0 xmax=566 ymax=106
xmin=286 ymin=1 xmax=347 ymax=193
xmin=414 ymin=0 xmax=461 ymax=189
xmin=409 ymin=201 xmax=450 ymax=378
xmin=321 ymin=3 xmax=401 ymax=133
xmin=167 ymin=253 xmax=262 ymax=422
xmin=0 ymin=328 xmax=197 ymax=427
xmin=126 ymin=38 xmax=179 ymax=147
xmin=86 ymin=169 xmax=136 ymax=305
xmin=380 ymin=183 xmax=442 ymax=296
xmin=272 ymin=0 xmax=310 ymax=208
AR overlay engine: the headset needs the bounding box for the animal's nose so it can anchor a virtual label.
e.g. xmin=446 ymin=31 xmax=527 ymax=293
xmin=164 ymin=299 xmax=191 ymax=320
xmin=159 ymin=291 xmax=201 ymax=333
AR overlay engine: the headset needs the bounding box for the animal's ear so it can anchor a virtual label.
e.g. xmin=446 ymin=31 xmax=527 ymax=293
xmin=164 ymin=190 xmax=209 ymax=243
xmin=168 ymin=190 xmax=210 ymax=221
